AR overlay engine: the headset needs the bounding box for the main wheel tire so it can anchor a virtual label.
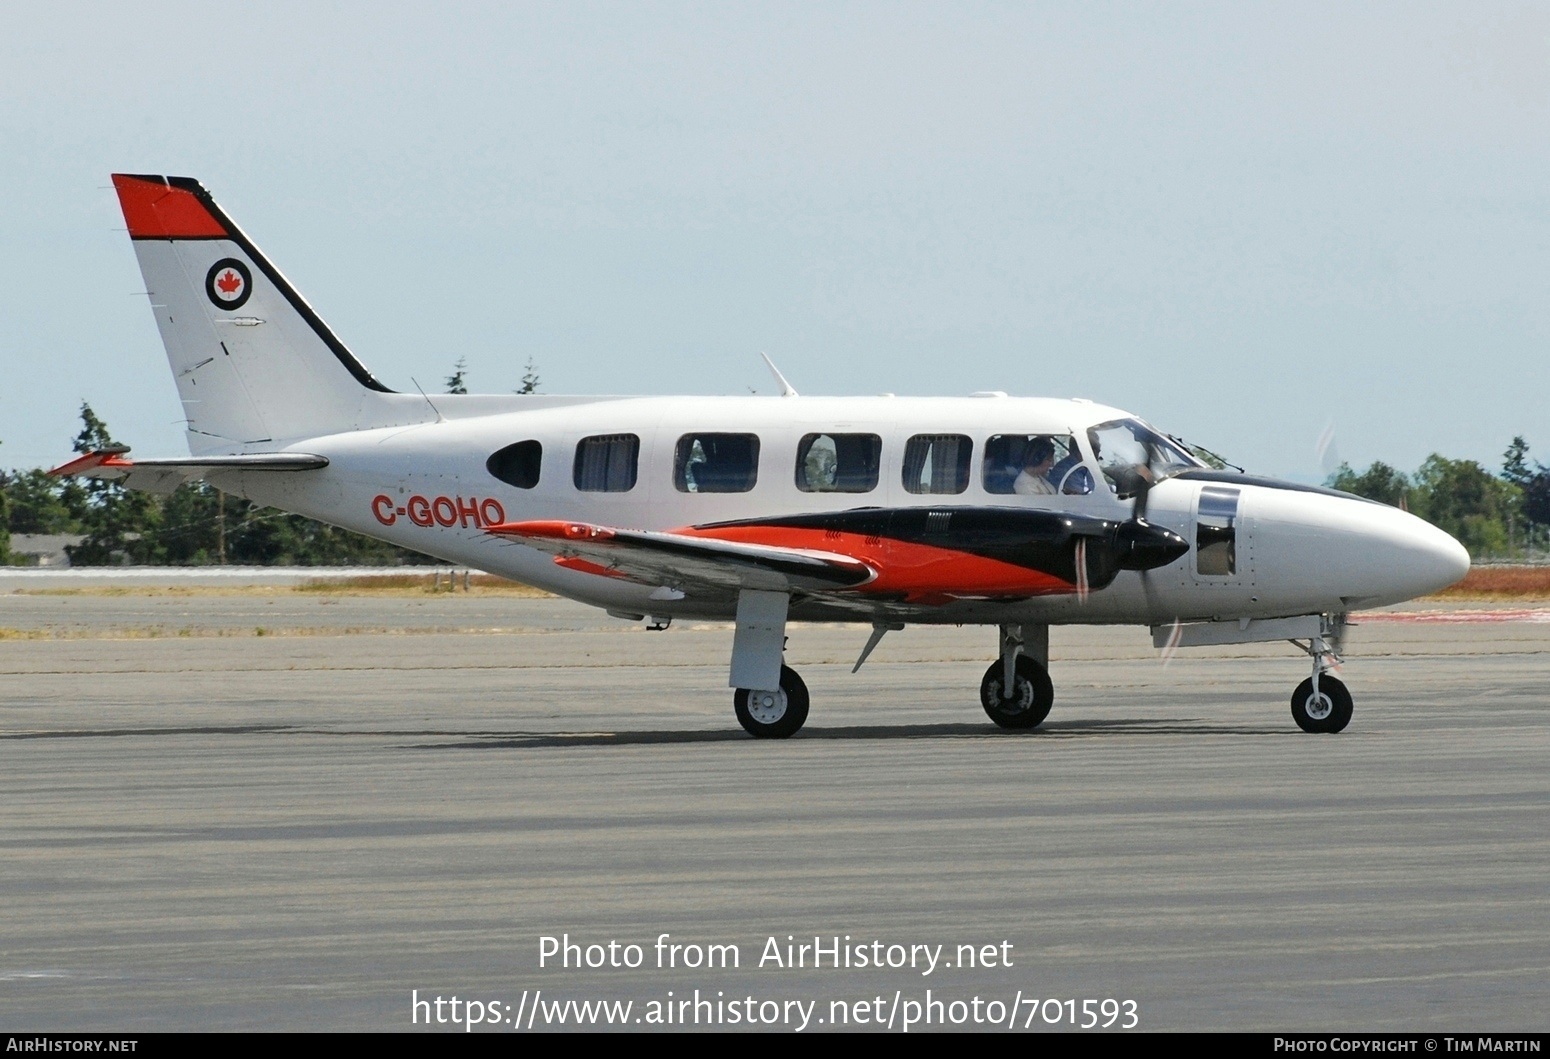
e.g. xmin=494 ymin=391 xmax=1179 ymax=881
xmin=1291 ymin=675 xmax=1353 ymax=733
xmin=980 ymin=655 xmax=1054 ymax=729
xmin=734 ymin=665 xmax=810 ymax=739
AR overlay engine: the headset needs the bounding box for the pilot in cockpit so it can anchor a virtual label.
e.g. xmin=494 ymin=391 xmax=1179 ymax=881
xmin=1013 ymin=437 xmax=1057 ymax=495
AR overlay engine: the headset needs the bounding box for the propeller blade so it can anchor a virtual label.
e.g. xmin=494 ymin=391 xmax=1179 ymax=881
xmin=1126 ymin=449 xmax=1180 ymax=643
xmin=1159 ymin=617 xmax=1184 ymax=666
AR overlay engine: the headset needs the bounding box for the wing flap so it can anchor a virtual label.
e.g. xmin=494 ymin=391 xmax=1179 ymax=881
xmin=487 ymin=519 xmax=875 ymax=595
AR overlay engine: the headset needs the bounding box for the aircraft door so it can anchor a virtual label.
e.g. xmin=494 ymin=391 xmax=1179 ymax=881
xmin=1190 ymin=485 xmax=1254 ymax=588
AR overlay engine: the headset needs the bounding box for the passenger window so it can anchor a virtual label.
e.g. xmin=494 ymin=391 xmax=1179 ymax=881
xmin=573 ymin=434 xmax=639 ymax=492
xmin=675 ymin=433 xmax=760 ymax=493
xmin=983 ymin=435 xmax=1090 ymax=496
xmin=902 ymin=434 xmax=972 ymax=495
xmin=486 ymin=440 xmax=542 ymax=489
xmin=796 ymin=433 xmax=881 ymax=493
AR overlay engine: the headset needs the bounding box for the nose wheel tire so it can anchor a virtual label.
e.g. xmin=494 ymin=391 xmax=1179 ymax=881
xmin=734 ymin=665 xmax=810 ymax=739
xmin=1291 ymin=675 xmax=1353 ymax=733
xmin=980 ymin=656 xmax=1054 ymax=729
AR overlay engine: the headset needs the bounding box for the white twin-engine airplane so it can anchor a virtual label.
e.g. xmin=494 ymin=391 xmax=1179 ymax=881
xmin=55 ymin=174 xmax=1471 ymax=738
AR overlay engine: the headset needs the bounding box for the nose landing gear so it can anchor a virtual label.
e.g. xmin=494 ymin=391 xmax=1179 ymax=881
xmin=1291 ymin=674 xmax=1353 ymax=733
xmin=1290 ymin=614 xmax=1352 ymax=733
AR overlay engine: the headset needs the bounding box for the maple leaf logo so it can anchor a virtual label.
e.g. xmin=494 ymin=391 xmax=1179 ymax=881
xmin=204 ymin=259 xmax=252 ymax=310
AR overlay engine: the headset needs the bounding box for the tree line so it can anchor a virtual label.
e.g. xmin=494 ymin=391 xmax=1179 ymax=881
xmin=1326 ymin=437 xmax=1550 ymax=558
xmin=0 ymin=404 xmax=431 ymax=567
xmin=1 ymin=393 xmax=1543 ymax=565
xmin=1 ymin=360 xmax=541 ymax=567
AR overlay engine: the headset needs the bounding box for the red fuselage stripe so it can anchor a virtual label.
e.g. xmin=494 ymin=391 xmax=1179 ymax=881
xmin=678 ymin=524 xmax=1073 ymax=600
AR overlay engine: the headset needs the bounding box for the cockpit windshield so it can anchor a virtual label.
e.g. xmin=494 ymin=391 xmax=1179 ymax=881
xmin=1086 ymin=418 xmax=1203 ymax=498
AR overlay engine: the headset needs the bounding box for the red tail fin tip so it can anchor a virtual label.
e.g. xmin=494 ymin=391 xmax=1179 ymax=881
xmin=111 ymin=174 xmax=227 ymax=239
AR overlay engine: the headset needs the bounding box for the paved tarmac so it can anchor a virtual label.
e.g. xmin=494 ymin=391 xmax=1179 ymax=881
xmin=1 ymin=589 xmax=1547 ymax=1032
xmin=0 ymin=566 xmax=460 ymax=590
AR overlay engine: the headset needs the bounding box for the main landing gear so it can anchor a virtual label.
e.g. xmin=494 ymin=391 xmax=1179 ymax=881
xmin=734 ymin=665 xmax=810 ymax=739
xmin=980 ymin=623 xmax=1054 ymax=729
xmin=729 ymin=589 xmax=812 ymax=739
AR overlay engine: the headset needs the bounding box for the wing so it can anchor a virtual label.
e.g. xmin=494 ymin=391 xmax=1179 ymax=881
xmin=50 ymin=448 xmax=328 ymax=495
xmin=486 ymin=519 xmax=876 ymax=595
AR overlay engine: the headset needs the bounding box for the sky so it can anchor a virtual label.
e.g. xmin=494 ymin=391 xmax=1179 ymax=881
xmin=1 ymin=1 xmax=1546 ymax=478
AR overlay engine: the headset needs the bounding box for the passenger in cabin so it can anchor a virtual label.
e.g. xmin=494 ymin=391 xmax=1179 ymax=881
xmin=1013 ymin=437 xmax=1058 ymax=495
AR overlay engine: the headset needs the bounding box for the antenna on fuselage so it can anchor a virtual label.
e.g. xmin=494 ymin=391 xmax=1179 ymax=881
xmin=410 ymin=377 xmax=445 ymax=423
xmin=759 ymin=352 xmax=799 ymax=397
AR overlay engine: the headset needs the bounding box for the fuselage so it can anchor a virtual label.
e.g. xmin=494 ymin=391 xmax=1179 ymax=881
xmin=215 ymin=393 xmax=1471 ymax=626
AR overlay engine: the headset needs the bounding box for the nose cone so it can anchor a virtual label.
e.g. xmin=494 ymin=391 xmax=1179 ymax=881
xmin=1250 ymin=486 xmax=1472 ymax=610
xmin=1392 ymin=513 xmax=1471 ymax=597
xmin=1323 ymin=498 xmax=1472 ymax=604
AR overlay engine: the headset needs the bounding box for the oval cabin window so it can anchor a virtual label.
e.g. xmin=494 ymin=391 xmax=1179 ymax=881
xmin=486 ymin=440 xmax=543 ymax=489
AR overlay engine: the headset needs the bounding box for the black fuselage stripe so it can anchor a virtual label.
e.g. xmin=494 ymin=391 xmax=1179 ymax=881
xmin=691 ymin=508 xmax=1115 ymax=585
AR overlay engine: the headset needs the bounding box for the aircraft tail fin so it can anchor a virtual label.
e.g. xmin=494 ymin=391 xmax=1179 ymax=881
xmin=112 ymin=174 xmax=399 ymax=453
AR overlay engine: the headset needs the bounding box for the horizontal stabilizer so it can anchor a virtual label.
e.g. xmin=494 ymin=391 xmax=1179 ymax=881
xmin=50 ymin=449 xmax=328 ymax=495
xmin=487 ymin=519 xmax=875 ymax=596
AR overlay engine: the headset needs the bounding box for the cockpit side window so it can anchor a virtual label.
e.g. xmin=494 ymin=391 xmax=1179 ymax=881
xmin=983 ymin=434 xmax=1091 ymax=496
xmin=1086 ymin=418 xmax=1202 ymax=497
